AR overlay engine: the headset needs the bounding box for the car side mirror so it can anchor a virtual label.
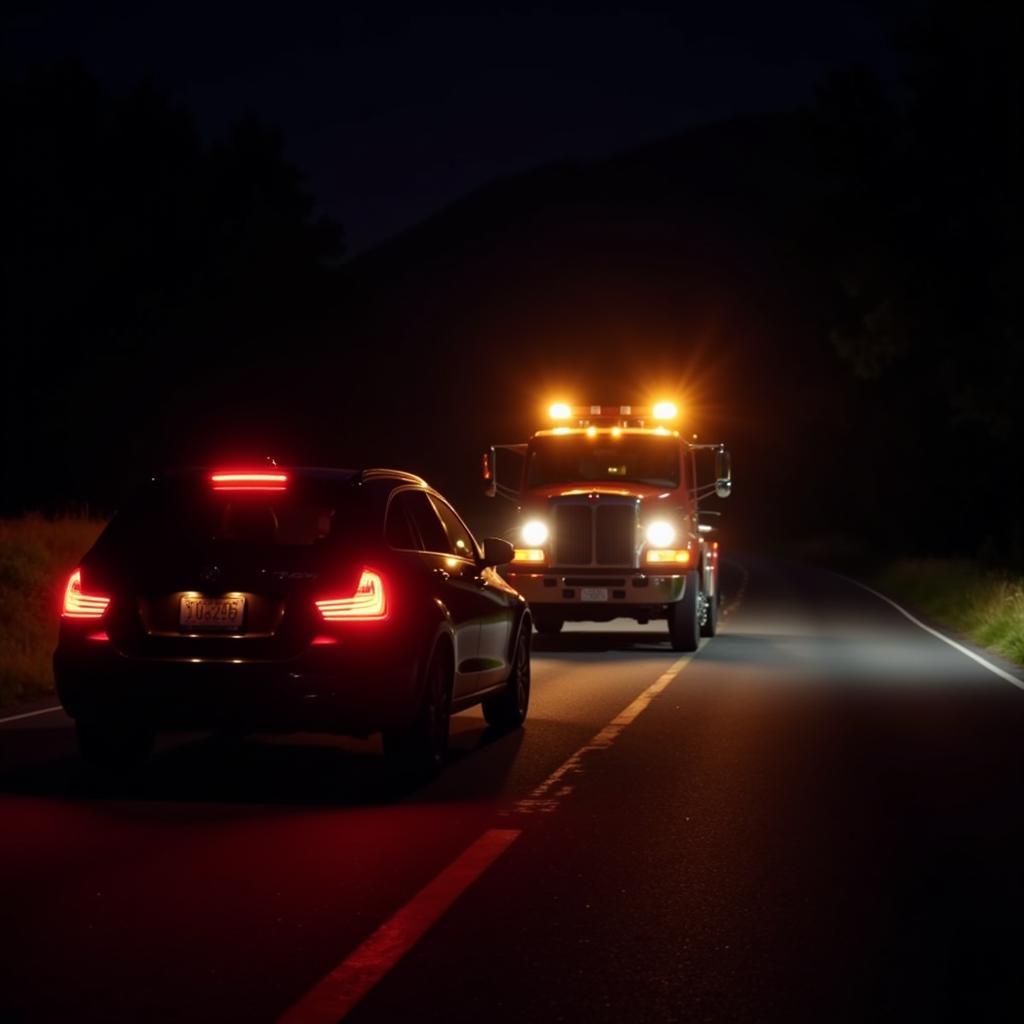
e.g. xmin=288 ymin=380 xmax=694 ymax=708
xmin=480 ymin=536 xmax=514 ymax=568
xmin=482 ymin=448 xmax=497 ymax=498
xmin=714 ymin=447 xmax=732 ymax=499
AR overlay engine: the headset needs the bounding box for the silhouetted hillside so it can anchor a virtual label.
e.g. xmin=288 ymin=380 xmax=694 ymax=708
xmin=311 ymin=113 xmax=848 ymax=546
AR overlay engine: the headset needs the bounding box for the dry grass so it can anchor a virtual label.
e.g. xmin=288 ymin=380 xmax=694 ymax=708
xmin=878 ymin=559 xmax=1024 ymax=667
xmin=0 ymin=516 xmax=106 ymax=706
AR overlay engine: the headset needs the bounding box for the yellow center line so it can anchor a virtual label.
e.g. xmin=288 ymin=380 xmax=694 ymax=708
xmin=511 ymin=651 xmax=697 ymax=816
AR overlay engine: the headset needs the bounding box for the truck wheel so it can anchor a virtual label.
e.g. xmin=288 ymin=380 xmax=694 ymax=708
xmin=383 ymin=643 xmax=453 ymax=778
xmin=76 ymin=717 xmax=154 ymax=771
xmin=533 ymin=611 xmax=564 ymax=635
xmin=483 ymin=625 xmax=531 ymax=731
xmin=668 ymin=571 xmax=701 ymax=652
xmin=700 ymin=587 xmax=719 ymax=638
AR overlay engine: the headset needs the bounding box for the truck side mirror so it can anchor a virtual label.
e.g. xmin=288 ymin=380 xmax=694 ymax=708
xmin=715 ymin=448 xmax=732 ymax=499
xmin=482 ymin=447 xmax=497 ymax=498
xmin=480 ymin=536 xmax=514 ymax=567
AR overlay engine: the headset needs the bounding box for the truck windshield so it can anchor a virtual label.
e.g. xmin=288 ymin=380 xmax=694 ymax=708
xmin=526 ymin=435 xmax=681 ymax=489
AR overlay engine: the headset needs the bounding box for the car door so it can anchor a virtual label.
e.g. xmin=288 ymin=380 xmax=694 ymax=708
xmin=428 ymin=493 xmax=512 ymax=692
xmin=386 ymin=489 xmax=482 ymax=692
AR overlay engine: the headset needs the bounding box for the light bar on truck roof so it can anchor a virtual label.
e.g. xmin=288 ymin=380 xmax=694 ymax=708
xmin=546 ymin=402 xmax=681 ymax=426
xmin=209 ymin=471 xmax=289 ymax=492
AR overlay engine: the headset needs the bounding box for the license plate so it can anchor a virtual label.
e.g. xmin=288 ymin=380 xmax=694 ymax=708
xmin=179 ymin=595 xmax=245 ymax=631
xmin=580 ymin=587 xmax=609 ymax=602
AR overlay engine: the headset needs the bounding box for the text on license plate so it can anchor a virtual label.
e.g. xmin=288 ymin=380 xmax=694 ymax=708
xmin=580 ymin=587 xmax=609 ymax=602
xmin=179 ymin=595 xmax=246 ymax=630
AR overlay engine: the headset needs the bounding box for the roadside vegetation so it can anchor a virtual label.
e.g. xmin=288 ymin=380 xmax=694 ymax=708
xmin=0 ymin=516 xmax=105 ymax=707
xmin=878 ymin=560 xmax=1024 ymax=668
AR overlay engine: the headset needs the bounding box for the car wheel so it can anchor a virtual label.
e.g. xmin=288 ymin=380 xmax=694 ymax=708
xmin=76 ymin=717 xmax=154 ymax=771
xmin=668 ymin=571 xmax=700 ymax=652
xmin=482 ymin=624 xmax=531 ymax=731
xmin=383 ymin=643 xmax=453 ymax=778
xmin=700 ymin=585 xmax=719 ymax=638
xmin=533 ymin=611 xmax=564 ymax=635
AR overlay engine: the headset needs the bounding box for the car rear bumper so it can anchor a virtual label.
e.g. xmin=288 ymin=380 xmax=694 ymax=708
xmin=53 ymin=635 xmax=423 ymax=736
xmin=505 ymin=570 xmax=688 ymax=620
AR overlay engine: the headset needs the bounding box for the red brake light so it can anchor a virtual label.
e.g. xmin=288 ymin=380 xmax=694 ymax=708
xmin=62 ymin=569 xmax=110 ymax=619
xmin=316 ymin=570 xmax=388 ymax=621
xmin=209 ymin=471 xmax=289 ymax=492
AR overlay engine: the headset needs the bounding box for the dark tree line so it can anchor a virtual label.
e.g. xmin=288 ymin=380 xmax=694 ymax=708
xmin=807 ymin=1 xmax=1024 ymax=561
xmin=2 ymin=60 xmax=342 ymax=511
xmin=4 ymin=2 xmax=1022 ymax=566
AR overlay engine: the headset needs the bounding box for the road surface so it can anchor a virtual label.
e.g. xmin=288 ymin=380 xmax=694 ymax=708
xmin=2 ymin=557 xmax=1022 ymax=1022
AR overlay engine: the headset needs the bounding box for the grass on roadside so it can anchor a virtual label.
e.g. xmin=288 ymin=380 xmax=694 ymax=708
xmin=0 ymin=516 xmax=106 ymax=707
xmin=878 ymin=558 xmax=1024 ymax=667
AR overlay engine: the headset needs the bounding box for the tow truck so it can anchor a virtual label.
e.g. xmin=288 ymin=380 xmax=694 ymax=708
xmin=483 ymin=401 xmax=732 ymax=652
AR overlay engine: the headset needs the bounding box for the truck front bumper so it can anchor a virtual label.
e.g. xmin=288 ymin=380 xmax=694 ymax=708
xmin=505 ymin=570 xmax=688 ymax=621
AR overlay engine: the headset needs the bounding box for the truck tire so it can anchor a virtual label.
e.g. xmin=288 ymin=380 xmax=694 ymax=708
xmin=533 ymin=610 xmax=564 ymax=635
xmin=700 ymin=586 xmax=719 ymax=638
xmin=668 ymin=571 xmax=701 ymax=652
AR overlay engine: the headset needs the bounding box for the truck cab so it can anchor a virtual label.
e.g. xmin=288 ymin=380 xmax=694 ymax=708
xmin=485 ymin=402 xmax=731 ymax=652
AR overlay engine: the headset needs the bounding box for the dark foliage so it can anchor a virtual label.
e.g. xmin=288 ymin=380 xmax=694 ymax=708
xmin=2 ymin=60 xmax=342 ymax=511
xmin=810 ymin=1 xmax=1024 ymax=560
xmin=4 ymin=1 xmax=1020 ymax=564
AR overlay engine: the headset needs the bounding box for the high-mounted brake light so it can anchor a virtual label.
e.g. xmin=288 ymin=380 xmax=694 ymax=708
xmin=316 ymin=570 xmax=388 ymax=621
xmin=62 ymin=569 xmax=110 ymax=618
xmin=209 ymin=471 xmax=289 ymax=492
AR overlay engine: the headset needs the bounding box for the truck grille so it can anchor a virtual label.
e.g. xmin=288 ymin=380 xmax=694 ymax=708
xmin=595 ymin=505 xmax=635 ymax=564
xmin=554 ymin=505 xmax=592 ymax=565
xmin=552 ymin=500 xmax=637 ymax=567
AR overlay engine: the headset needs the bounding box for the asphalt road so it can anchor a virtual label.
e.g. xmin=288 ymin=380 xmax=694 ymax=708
xmin=2 ymin=557 xmax=1023 ymax=1023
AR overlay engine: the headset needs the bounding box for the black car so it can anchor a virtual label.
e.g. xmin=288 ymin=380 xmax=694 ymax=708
xmin=54 ymin=467 xmax=531 ymax=774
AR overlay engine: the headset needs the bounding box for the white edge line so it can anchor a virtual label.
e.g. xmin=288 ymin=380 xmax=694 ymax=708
xmin=0 ymin=705 xmax=65 ymax=725
xmin=841 ymin=574 xmax=1024 ymax=692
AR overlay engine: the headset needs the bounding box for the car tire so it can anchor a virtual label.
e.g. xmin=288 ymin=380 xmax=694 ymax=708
xmin=533 ymin=611 xmax=564 ymax=635
xmin=383 ymin=642 xmax=453 ymax=778
xmin=700 ymin=585 xmax=719 ymax=638
xmin=76 ymin=717 xmax=155 ymax=771
xmin=668 ymin=571 xmax=701 ymax=652
xmin=482 ymin=624 xmax=531 ymax=731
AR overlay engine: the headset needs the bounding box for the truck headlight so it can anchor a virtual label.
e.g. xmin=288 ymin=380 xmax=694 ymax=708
xmin=522 ymin=520 xmax=549 ymax=546
xmin=645 ymin=521 xmax=676 ymax=548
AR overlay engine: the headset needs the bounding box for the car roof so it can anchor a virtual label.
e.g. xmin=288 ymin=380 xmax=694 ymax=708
xmin=162 ymin=466 xmax=427 ymax=487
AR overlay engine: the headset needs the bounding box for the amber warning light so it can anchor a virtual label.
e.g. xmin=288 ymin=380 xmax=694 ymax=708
xmin=209 ymin=471 xmax=289 ymax=492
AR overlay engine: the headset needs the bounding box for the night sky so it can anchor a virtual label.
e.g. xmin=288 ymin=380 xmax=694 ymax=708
xmin=5 ymin=1 xmax=903 ymax=251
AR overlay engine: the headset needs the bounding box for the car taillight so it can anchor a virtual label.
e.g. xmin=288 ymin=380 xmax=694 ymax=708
xmin=62 ymin=569 xmax=110 ymax=618
xmin=315 ymin=570 xmax=388 ymax=621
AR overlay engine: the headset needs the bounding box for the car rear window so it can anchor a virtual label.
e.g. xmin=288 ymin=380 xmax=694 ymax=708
xmin=99 ymin=478 xmax=363 ymax=550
